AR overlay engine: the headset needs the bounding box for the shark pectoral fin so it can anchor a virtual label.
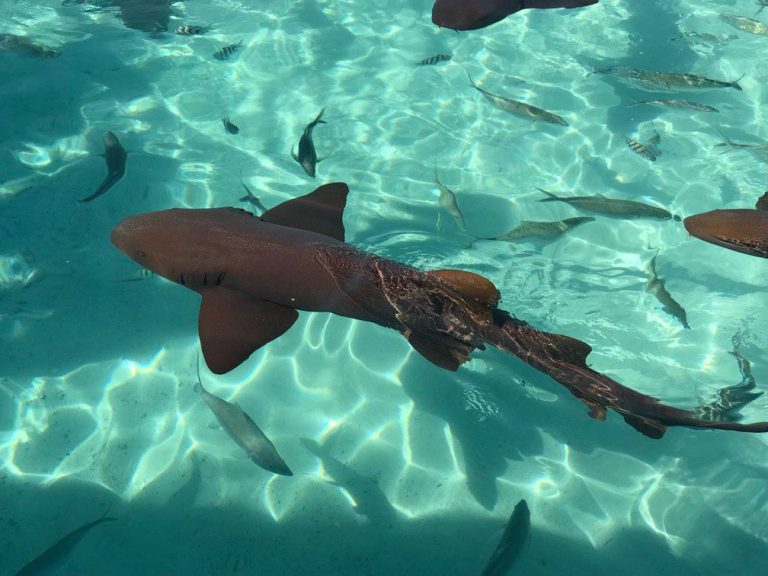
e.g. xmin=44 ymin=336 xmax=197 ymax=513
xmin=199 ymin=288 xmax=299 ymax=374
xmin=427 ymin=269 xmax=500 ymax=307
xmin=581 ymin=398 xmax=608 ymax=420
xmin=406 ymin=330 xmax=473 ymax=371
xmin=623 ymin=414 xmax=667 ymax=439
xmin=261 ymin=182 xmax=349 ymax=241
xmin=290 ymin=145 xmax=299 ymax=162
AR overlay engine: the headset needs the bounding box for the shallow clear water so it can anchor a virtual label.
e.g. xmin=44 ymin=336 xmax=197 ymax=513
xmin=1 ymin=0 xmax=767 ymax=574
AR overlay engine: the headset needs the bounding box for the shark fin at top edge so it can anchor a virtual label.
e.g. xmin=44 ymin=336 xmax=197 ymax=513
xmin=756 ymin=192 xmax=768 ymax=211
xmin=261 ymin=182 xmax=349 ymax=241
xmin=199 ymin=287 xmax=298 ymax=374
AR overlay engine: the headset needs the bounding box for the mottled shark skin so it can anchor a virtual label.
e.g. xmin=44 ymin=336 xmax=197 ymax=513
xmin=432 ymin=0 xmax=598 ymax=31
xmin=480 ymin=499 xmax=530 ymax=576
xmin=684 ymin=193 xmax=768 ymax=259
xmin=111 ymin=182 xmax=768 ymax=439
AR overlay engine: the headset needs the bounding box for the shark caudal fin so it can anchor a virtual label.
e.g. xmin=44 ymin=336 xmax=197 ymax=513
xmin=199 ymin=288 xmax=299 ymax=374
xmin=261 ymin=182 xmax=348 ymax=241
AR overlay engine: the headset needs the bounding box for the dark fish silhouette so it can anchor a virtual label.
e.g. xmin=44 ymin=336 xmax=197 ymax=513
xmin=432 ymin=0 xmax=598 ymax=31
xmin=0 ymin=33 xmax=60 ymax=57
xmin=480 ymin=499 xmax=530 ymax=576
xmin=12 ymin=509 xmax=116 ymax=576
xmin=213 ymin=40 xmax=242 ymax=61
xmin=110 ymin=182 xmax=768 ymax=438
xmin=683 ymin=193 xmax=768 ymax=259
xmin=476 ymin=216 xmax=594 ymax=244
xmin=222 ymin=117 xmax=240 ymax=134
xmin=469 ymin=74 xmax=568 ymax=126
xmin=195 ymin=357 xmax=292 ymax=475
xmin=645 ymin=253 xmax=690 ymax=329
xmin=80 ymin=131 xmax=127 ymax=203
xmin=538 ymin=189 xmax=678 ymax=220
xmin=300 ymin=437 xmax=398 ymax=524
xmin=417 ymin=53 xmax=452 ymax=66
xmin=239 ymin=181 xmax=268 ymax=214
xmin=291 ymin=109 xmax=326 ymax=178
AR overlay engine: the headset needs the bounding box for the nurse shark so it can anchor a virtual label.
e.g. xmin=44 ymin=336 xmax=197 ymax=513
xmin=111 ymin=182 xmax=768 ymax=439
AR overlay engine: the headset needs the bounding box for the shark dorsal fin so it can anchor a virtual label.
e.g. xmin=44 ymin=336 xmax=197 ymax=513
xmin=199 ymin=288 xmax=298 ymax=374
xmin=427 ymin=269 xmax=500 ymax=308
xmin=261 ymin=182 xmax=349 ymax=241
xmin=757 ymin=192 xmax=768 ymax=212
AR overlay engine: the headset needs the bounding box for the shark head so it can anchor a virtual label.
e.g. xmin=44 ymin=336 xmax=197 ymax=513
xmin=684 ymin=209 xmax=768 ymax=260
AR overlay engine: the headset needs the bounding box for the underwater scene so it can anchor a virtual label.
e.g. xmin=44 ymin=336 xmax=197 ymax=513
xmin=1 ymin=0 xmax=768 ymax=574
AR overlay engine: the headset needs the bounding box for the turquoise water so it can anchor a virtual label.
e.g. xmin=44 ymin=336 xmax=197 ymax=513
xmin=1 ymin=0 xmax=767 ymax=574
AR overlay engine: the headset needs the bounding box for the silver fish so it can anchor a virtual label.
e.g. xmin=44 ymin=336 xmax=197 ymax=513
xmin=195 ymin=359 xmax=292 ymax=475
xmin=0 ymin=33 xmax=60 ymax=58
xmin=672 ymin=32 xmax=736 ymax=44
xmin=13 ymin=509 xmax=116 ymax=576
xmin=239 ymin=181 xmax=268 ymax=214
xmin=597 ymin=66 xmax=743 ymax=91
xmin=222 ymin=117 xmax=240 ymax=134
xmin=720 ymin=14 xmax=768 ymax=35
xmin=645 ymin=252 xmax=690 ymax=329
xmin=417 ymin=53 xmax=451 ymax=66
xmin=175 ymin=25 xmax=209 ymax=36
xmin=468 ymin=74 xmax=568 ymax=126
xmin=213 ymin=40 xmax=242 ymax=61
xmin=434 ymin=167 xmax=467 ymax=232
xmin=716 ymin=133 xmax=768 ymax=153
xmin=477 ymin=216 xmax=594 ymax=243
xmin=480 ymin=499 xmax=530 ymax=576
xmin=291 ymin=108 xmax=326 ymax=178
xmin=538 ymin=189 xmax=679 ymax=220
xmin=627 ymin=99 xmax=718 ymax=112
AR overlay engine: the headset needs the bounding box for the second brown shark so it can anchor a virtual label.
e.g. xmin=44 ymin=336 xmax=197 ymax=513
xmin=645 ymin=252 xmax=690 ymax=329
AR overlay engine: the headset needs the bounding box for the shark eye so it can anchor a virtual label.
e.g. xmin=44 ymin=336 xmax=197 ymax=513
xmin=137 ymin=250 xmax=148 ymax=259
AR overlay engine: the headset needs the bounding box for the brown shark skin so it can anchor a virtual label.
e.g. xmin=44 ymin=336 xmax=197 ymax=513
xmin=684 ymin=205 xmax=768 ymax=259
xmin=432 ymin=0 xmax=598 ymax=31
xmin=111 ymin=184 xmax=768 ymax=439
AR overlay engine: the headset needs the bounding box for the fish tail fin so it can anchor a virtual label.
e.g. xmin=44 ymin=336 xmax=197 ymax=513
xmin=731 ymin=73 xmax=745 ymax=91
xmin=467 ymin=72 xmax=478 ymax=88
xmin=311 ymin=108 xmax=326 ymax=126
xmin=194 ymin=354 xmax=205 ymax=393
xmin=536 ymin=187 xmax=560 ymax=201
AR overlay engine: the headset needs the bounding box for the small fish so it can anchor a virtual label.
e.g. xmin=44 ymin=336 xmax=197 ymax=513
xmin=538 ymin=189 xmax=679 ymax=220
xmin=468 ymin=74 xmax=568 ymax=126
xmin=291 ymin=108 xmax=326 ymax=178
xmin=195 ymin=357 xmax=292 ymax=475
xmin=175 ymin=25 xmax=209 ymax=36
xmin=627 ymin=99 xmax=718 ymax=113
xmin=480 ymin=499 xmax=530 ymax=576
xmin=213 ymin=40 xmax=242 ymax=61
xmin=12 ymin=509 xmax=116 ymax=576
xmin=625 ymin=125 xmax=661 ymax=162
xmin=80 ymin=131 xmax=127 ymax=203
xmin=239 ymin=181 xmax=268 ymax=214
xmin=222 ymin=117 xmax=240 ymax=134
xmin=596 ymin=66 xmax=743 ymax=91
xmin=695 ymin=331 xmax=763 ymax=422
xmin=477 ymin=216 xmax=595 ymax=244
xmin=434 ymin=167 xmax=467 ymax=232
xmin=720 ymin=13 xmax=768 ymax=35
xmin=0 ymin=33 xmax=60 ymax=58
xmin=417 ymin=53 xmax=452 ymax=66
xmin=114 ymin=268 xmax=155 ymax=282
xmin=645 ymin=252 xmax=690 ymax=329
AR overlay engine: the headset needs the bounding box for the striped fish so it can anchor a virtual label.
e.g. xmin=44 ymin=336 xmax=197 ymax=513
xmin=626 ymin=126 xmax=661 ymax=162
xmin=213 ymin=40 xmax=242 ymax=61
xmin=175 ymin=25 xmax=208 ymax=36
xmin=417 ymin=53 xmax=451 ymax=66
xmin=627 ymin=99 xmax=718 ymax=112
